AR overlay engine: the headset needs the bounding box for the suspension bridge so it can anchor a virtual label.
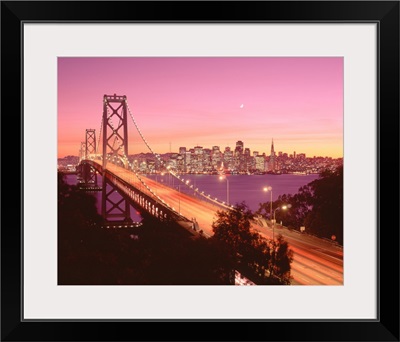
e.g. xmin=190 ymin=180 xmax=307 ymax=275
xmin=74 ymin=94 xmax=344 ymax=285
xmin=76 ymin=94 xmax=230 ymax=235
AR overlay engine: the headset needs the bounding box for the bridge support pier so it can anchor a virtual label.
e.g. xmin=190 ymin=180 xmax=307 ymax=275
xmin=101 ymin=174 xmax=133 ymax=226
xmin=82 ymin=164 xmax=99 ymax=187
xmin=77 ymin=162 xmax=101 ymax=190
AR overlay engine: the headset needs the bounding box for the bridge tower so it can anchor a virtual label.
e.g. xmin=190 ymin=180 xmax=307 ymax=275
xmin=101 ymin=94 xmax=131 ymax=225
xmin=102 ymin=94 xmax=129 ymax=169
xmin=85 ymin=128 xmax=96 ymax=158
xmin=79 ymin=131 xmax=100 ymax=190
xmin=79 ymin=141 xmax=86 ymax=162
xmin=76 ymin=142 xmax=86 ymax=181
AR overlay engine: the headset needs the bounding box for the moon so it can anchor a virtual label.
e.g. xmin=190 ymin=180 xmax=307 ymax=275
xmin=240 ymin=104 xmax=244 ymax=109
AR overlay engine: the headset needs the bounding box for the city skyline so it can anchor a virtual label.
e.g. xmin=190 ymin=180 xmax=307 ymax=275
xmin=58 ymin=57 xmax=343 ymax=158
xmin=67 ymin=138 xmax=342 ymax=160
xmin=61 ymin=137 xmax=342 ymax=177
xmin=126 ymin=139 xmax=341 ymax=159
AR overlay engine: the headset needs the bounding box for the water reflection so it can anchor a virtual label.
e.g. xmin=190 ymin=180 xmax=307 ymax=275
xmin=146 ymin=173 xmax=319 ymax=212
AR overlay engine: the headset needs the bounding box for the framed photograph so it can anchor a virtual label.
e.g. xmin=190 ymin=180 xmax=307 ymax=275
xmin=2 ymin=1 xmax=399 ymax=341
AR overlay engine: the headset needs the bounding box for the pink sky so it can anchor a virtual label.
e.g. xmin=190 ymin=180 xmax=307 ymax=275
xmin=58 ymin=57 xmax=343 ymax=158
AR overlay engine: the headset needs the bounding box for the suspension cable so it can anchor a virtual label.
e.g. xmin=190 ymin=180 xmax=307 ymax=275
xmin=125 ymin=98 xmax=232 ymax=210
xmin=125 ymin=99 xmax=158 ymax=158
xmin=96 ymin=117 xmax=103 ymax=154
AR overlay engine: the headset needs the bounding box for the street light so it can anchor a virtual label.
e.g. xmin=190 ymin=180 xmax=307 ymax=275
xmin=272 ymin=205 xmax=289 ymax=241
xmin=263 ymin=186 xmax=273 ymax=226
xmin=219 ymin=175 xmax=229 ymax=205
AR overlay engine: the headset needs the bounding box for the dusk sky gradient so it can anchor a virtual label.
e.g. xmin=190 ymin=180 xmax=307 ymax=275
xmin=58 ymin=57 xmax=343 ymax=158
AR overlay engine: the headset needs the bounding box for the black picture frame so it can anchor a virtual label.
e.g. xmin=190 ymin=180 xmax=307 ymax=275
xmin=1 ymin=1 xmax=399 ymax=341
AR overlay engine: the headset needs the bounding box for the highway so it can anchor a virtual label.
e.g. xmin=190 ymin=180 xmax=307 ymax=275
xmin=101 ymin=163 xmax=343 ymax=286
xmin=255 ymin=225 xmax=343 ymax=285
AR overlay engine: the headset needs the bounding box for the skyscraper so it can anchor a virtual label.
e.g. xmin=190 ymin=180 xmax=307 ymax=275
xmin=269 ymin=139 xmax=276 ymax=172
xmin=235 ymin=140 xmax=244 ymax=153
xmin=234 ymin=141 xmax=244 ymax=171
xmin=271 ymin=139 xmax=275 ymax=156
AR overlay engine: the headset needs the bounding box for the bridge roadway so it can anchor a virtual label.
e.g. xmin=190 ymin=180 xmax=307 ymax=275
xmin=97 ymin=162 xmax=344 ymax=286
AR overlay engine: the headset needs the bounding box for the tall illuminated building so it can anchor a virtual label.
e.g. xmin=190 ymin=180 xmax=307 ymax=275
xmin=269 ymin=139 xmax=276 ymax=172
xmin=235 ymin=140 xmax=244 ymax=154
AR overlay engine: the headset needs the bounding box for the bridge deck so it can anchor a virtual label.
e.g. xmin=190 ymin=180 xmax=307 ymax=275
xmin=95 ymin=161 xmax=222 ymax=237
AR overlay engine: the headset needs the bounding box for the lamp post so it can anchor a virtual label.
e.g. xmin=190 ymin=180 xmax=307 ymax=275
xmin=219 ymin=176 xmax=229 ymax=205
xmin=272 ymin=205 xmax=289 ymax=241
xmin=263 ymin=186 xmax=273 ymax=226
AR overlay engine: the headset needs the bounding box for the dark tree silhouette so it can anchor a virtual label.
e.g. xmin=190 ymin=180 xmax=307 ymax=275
xmin=211 ymin=202 xmax=259 ymax=260
xmin=211 ymin=202 xmax=293 ymax=285
xmin=58 ymin=172 xmax=234 ymax=285
xmin=304 ymin=166 xmax=343 ymax=244
xmin=269 ymin=234 xmax=294 ymax=284
xmin=257 ymin=166 xmax=343 ymax=245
